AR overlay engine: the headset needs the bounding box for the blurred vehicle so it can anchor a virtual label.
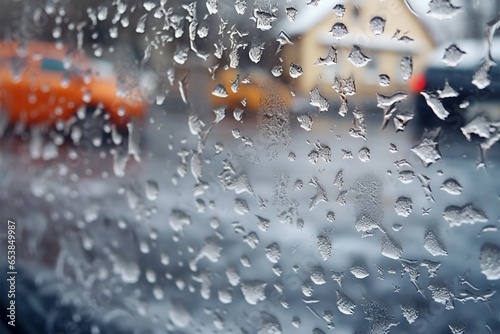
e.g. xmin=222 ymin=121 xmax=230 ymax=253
xmin=210 ymin=68 xmax=294 ymax=116
xmin=412 ymin=38 xmax=500 ymax=132
xmin=0 ymin=40 xmax=150 ymax=143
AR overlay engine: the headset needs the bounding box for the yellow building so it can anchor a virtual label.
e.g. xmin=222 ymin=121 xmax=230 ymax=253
xmin=280 ymin=0 xmax=436 ymax=99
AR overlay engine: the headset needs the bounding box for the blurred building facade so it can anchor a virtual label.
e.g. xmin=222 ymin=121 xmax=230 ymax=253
xmin=280 ymin=0 xmax=436 ymax=99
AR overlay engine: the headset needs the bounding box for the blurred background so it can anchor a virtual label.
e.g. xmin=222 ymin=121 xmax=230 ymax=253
xmin=1 ymin=1 xmax=499 ymax=333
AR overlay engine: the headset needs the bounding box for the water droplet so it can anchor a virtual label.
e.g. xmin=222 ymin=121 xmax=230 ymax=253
xmin=213 ymin=106 xmax=226 ymax=124
xmin=442 ymin=44 xmax=466 ymax=67
xmin=145 ymin=180 xmax=159 ymax=201
xmin=427 ymin=0 xmax=462 ymax=20
xmin=244 ymin=232 xmax=260 ymax=249
xmin=411 ymin=129 xmax=442 ymax=167
xmin=348 ymin=45 xmax=371 ymax=67
xmin=297 ymin=114 xmax=313 ymax=131
xmin=398 ymin=170 xmax=416 ymax=184
xmin=309 ymin=86 xmax=329 ymax=112
xmin=438 ymin=80 xmax=459 ymax=98
xmin=330 ymin=22 xmax=349 ymax=40
xmin=358 ymin=147 xmax=371 ymax=162
xmin=326 ymin=211 xmax=336 ymax=223
xmin=249 ymin=42 xmax=266 ymax=63
xmin=241 ymin=281 xmax=267 ymax=305
xmin=169 ymin=300 xmax=191 ymax=328
xmin=315 ymin=46 xmax=337 ymax=66
xmin=276 ymin=30 xmax=293 ymax=54
xmin=369 ymin=16 xmax=386 ymax=35
xmin=400 ymin=304 xmax=419 ymax=324
xmin=252 ymin=9 xmax=277 ymax=31
xmin=480 ymin=243 xmax=500 ymax=280
xmin=317 ymin=233 xmax=332 ymax=261
xmin=309 ymin=176 xmax=328 ymax=210
xmin=379 ymin=74 xmax=391 ymax=86
xmin=233 ymin=108 xmax=244 ymax=121
xmin=169 ymin=209 xmax=191 ymax=232
xmin=333 ymin=169 xmax=344 ymax=189
xmin=285 ymin=7 xmax=298 ymax=21
xmin=271 ymin=65 xmax=283 ymax=77
xmin=235 ymin=0 xmax=247 ymax=15
xmin=381 ymin=234 xmax=403 ymax=259
xmin=333 ymin=4 xmax=346 ymax=18
xmin=460 ymin=115 xmax=495 ymax=141
xmin=401 ymin=55 xmax=413 ymax=80
xmin=173 ymin=46 xmax=189 ymax=64
xmin=226 ymin=266 xmax=240 ymax=286
xmin=448 ymin=323 xmax=466 ymax=334
xmin=136 ymin=14 xmax=147 ymax=33
xmin=334 ymin=75 xmax=357 ymax=96
xmin=350 ymin=265 xmax=369 ymax=279
xmin=395 ymin=196 xmax=413 ymax=217
xmin=265 ymin=242 xmax=281 ymax=263
xmin=443 ymin=204 xmax=488 ymax=227
xmin=310 ymin=266 xmax=326 ymax=285
xmin=440 ymin=179 xmax=462 ymax=195
xmin=428 ymin=282 xmax=455 ymax=310
xmin=376 ymin=92 xmax=408 ymax=108
xmin=294 ymin=179 xmax=304 ymax=190
xmin=301 ymin=282 xmax=313 ymax=297
xmin=423 ymin=229 xmax=448 ymax=256
xmin=143 ymin=1 xmax=156 ymax=11
xmin=258 ymin=312 xmax=282 ymax=334
xmin=336 ymin=290 xmax=356 ymax=315
xmin=206 ymin=0 xmax=219 ymax=15
xmin=234 ymin=198 xmax=249 ymax=215
xmin=212 ymin=83 xmax=228 ymax=97
xmin=255 ymin=215 xmax=270 ymax=231
xmin=189 ymin=238 xmax=222 ymax=271
xmin=289 ymin=62 xmax=303 ymax=78
xmin=109 ymin=252 xmax=141 ymax=284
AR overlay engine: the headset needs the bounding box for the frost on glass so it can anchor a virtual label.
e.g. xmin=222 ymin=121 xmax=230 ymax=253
xmin=0 ymin=1 xmax=499 ymax=334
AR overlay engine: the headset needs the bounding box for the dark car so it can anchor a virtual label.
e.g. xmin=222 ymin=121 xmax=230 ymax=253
xmin=413 ymin=38 xmax=500 ymax=134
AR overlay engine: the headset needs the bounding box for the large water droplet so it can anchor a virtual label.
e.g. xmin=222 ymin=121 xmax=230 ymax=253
xmin=411 ymin=128 xmax=442 ymax=167
xmin=336 ymin=290 xmax=356 ymax=315
xmin=480 ymin=243 xmax=500 ymax=280
xmin=427 ymin=0 xmax=462 ymax=20
xmin=330 ymin=22 xmax=349 ymax=40
xmin=348 ymin=45 xmax=371 ymax=67
xmin=289 ymin=62 xmax=303 ymax=78
xmin=440 ymin=179 xmax=462 ymax=195
xmin=265 ymin=242 xmax=281 ymax=263
xmin=145 ymin=180 xmax=159 ymax=201
xmin=423 ymin=229 xmax=448 ymax=256
xmin=315 ymin=46 xmax=337 ymax=66
xmin=395 ymin=196 xmax=413 ymax=217
xmin=249 ymin=42 xmax=266 ymax=63
xmin=401 ymin=55 xmax=413 ymax=80
xmin=443 ymin=204 xmax=488 ymax=227
xmin=369 ymin=16 xmax=386 ymax=35
xmin=442 ymin=44 xmax=466 ymax=67
xmin=241 ymin=281 xmax=267 ymax=305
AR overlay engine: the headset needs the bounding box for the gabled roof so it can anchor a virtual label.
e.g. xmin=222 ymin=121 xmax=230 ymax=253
xmin=278 ymin=0 xmax=437 ymax=47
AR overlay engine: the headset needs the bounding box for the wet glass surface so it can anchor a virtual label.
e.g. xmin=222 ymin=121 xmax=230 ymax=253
xmin=0 ymin=1 xmax=499 ymax=333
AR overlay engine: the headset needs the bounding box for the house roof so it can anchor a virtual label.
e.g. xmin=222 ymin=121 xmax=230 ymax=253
xmin=278 ymin=0 xmax=437 ymax=47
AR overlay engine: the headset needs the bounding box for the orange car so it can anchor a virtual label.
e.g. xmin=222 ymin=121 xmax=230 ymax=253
xmin=0 ymin=40 xmax=148 ymax=137
xmin=210 ymin=68 xmax=293 ymax=115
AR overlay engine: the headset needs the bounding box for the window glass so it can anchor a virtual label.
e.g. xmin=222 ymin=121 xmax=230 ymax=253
xmin=0 ymin=1 xmax=499 ymax=334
